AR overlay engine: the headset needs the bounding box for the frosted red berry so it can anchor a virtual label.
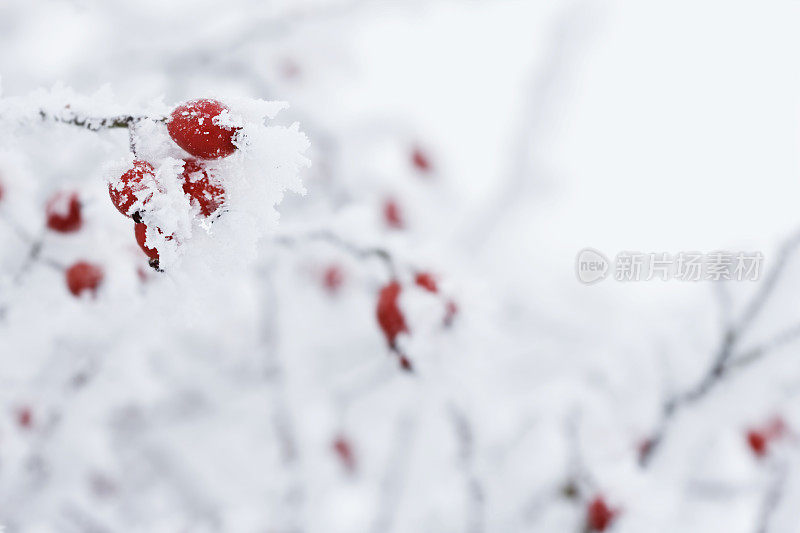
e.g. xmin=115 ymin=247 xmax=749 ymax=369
xmin=182 ymin=159 xmax=225 ymax=217
xmin=167 ymin=99 xmax=239 ymax=159
xmin=45 ymin=191 xmax=82 ymax=233
xmin=411 ymin=146 xmax=432 ymax=173
xmin=65 ymin=261 xmax=104 ymax=298
xmin=134 ymin=222 xmax=159 ymax=261
xmin=586 ymin=496 xmax=618 ymax=532
xmin=376 ymin=281 xmax=409 ymax=348
xmin=332 ymin=435 xmax=356 ymax=473
xmin=383 ymin=198 xmax=404 ymax=229
xmin=415 ymin=272 xmax=438 ymax=293
xmin=109 ymin=160 xmax=155 ymax=217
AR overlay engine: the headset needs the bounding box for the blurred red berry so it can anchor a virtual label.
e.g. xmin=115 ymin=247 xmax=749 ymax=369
xmin=134 ymin=222 xmax=160 ymax=261
xmin=45 ymin=191 xmax=82 ymax=233
xmin=16 ymin=406 xmax=32 ymax=429
xmin=747 ymin=430 xmax=767 ymax=457
xmin=586 ymin=496 xmax=618 ymax=532
xmin=411 ymin=146 xmax=432 ymax=173
xmin=414 ymin=272 xmax=438 ymax=293
xmin=332 ymin=435 xmax=356 ymax=473
xmin=0 ymin=179 xmax=5 ymax=203
xmin=383 ymin=198 xmax=404 ymax=229
xmin=167 ymin=99 xmax=239 ymax=159
xmin=746 ymin=416 xmax=788 ymax=458
xmin=637 ymin=437 xmax=654 ymax=462
xmin=323 ymin=264 xmax=344 ymax=294
xmin=764 ymin=416 xmax=787 ymax=440
xmin=398 ymin=354 xmax=413 ymax=372
xmin=376 ymin=281 xmax=408 ymax=348
xmin=109 ymin=160 xmax=155 ymax=217
xmin=281 ymin=59 xmax=301 ymax=80
xmin=444 ymin=299 xmax=459 ymax=327
xmin=182 ymin=159 xmax=225 ymax=217
xmin=65 ymin=262 xmax=104 ymax=298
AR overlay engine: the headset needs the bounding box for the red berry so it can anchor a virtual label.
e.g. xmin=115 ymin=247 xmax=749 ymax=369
xmin=323 ymin=264 xmax=344 ymax=294
xmin=764 ymin=416 xmax=787 ymax=440
xmin=134 ymin=222 xmax=159 ymax=260
xmin=0 ymin=179 xmax=5 ymax=203
xmin=383 ymin=198 xmax=404 ymax=229
xmin=109 ymin=160 xmax=155 ymax=217
xmin=65 ymin=262 xmax=104 ymax=298
xmin=16 ymin=406 xmax=32 ymax=429
xmin=414 ymin=272 xmax=438 ymax=293
xmin=281 ymin=59 xmax=301 ymax=80
xmin=747 ymin=430 xmax=768 ymax=457
xmin=376 ymin=281 xmax=409 ymax=348
xmin=45 ymin=191 xmax=82 ymax=233
xmin=332 ymin=435 xmax=356 ymax=473
xmin=586 ymin=496 xmax=618 ymax=532
xmin=444 ymin=299 xmax=459 ymax=327
xmin=411 ymin=146 xmax=432 ymax=173
xmin=398 ymin=354 xmax=413 ymax=372
xmin=637 ymin=437 xmax=654 ymax=462
xmin=167 ymin=99 xmax=239 ymax=159
xmin=181 ymin=159 xmax=225 ymax=217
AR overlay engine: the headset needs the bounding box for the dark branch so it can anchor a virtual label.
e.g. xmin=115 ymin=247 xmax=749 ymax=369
xmin=640 ymin=228 xmax=800 ymax=466
xmin=38 ymin=110 xmax=164 ymax=132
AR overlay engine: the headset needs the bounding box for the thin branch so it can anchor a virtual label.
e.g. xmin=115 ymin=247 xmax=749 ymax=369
xmin=275 ymin=230 xmax=397 ymax=280
xmin=755 ymin=463 xmax=787 ymax=533
xmin=641 ymin=229 xmax=800 ymax=466
xmin=449 ymin=404 xmax=485 ymax=533
xmin=38 ymin=110 xmax=164 ymax=132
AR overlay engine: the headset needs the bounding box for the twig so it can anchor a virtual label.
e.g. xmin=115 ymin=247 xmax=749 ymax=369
xmin=641 ymin=229 xmax=800 ymax=466
xmin=449 ymin=404 xmax=485 ymax=533
xmin=755 ymin=463 xmax=787 ymax=533
xmin=38 ymin=110 xmax=163 ymax=132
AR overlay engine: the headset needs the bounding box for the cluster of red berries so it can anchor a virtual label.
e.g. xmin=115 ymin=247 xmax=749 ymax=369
xmin=374 ymin=271 xmax=459 ymax=370
xmin=34 ymin=188 xmax=104 ymax=298
xmin=746 ymin=416 xmax=787 ymax=458
xmin=108 ymin=99 xmax=237 ymax=269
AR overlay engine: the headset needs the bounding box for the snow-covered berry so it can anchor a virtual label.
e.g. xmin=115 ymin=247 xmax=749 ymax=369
xmin=65 ymin=261 xmax=104 ymax=298
xmin=167 ymin=99 xmax=239 ymax=159
xmin=108 ymin=160 xmax=155 ymax=217
xmin=181 ymin=159 xmax=225 ymax=217
xmin=45 ymin=191 xmax=82 ymax=233
xmin=376 ymin=280 xmax=408 ymax=348
xmin=134 ymin=222 xmax=159 ymax=261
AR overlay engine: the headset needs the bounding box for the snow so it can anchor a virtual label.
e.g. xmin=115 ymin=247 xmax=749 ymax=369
xmin=0 ymin=0 xmax=800 ymax=532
